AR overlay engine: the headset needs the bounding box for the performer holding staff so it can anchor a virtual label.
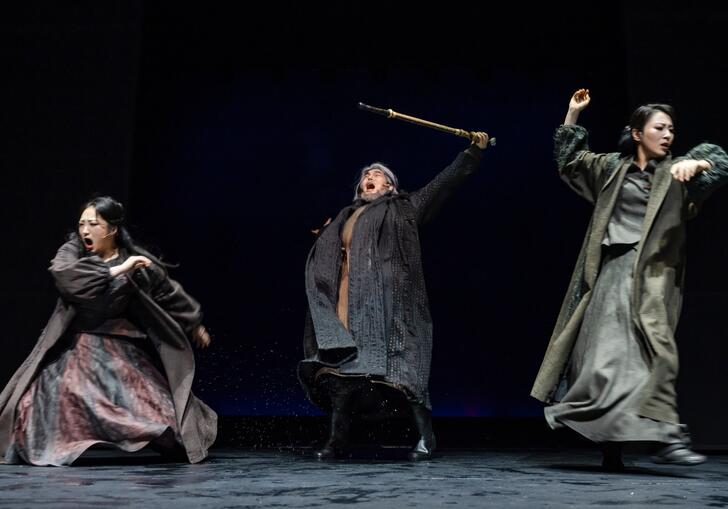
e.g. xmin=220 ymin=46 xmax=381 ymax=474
xmin=300 ymin=105 xmax=491 ymax=460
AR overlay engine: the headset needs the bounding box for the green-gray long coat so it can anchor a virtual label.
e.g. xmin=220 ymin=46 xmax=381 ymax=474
xmin=531 ymin=124 xmax=728 ymax=424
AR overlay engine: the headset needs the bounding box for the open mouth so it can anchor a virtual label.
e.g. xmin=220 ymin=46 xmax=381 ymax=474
xmin=365 ymin=182 xmax=375 ymax=191
xmin=83 ymin=237 xmax=94 ymax=250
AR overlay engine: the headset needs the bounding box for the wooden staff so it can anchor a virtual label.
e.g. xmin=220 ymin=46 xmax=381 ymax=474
xmin=358 ymin=102 xmax=496 ymax=146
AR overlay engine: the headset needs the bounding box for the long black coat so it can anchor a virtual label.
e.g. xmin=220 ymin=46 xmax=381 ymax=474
xmin=299 ymin=146 xmax=483 ymax=411
xmin=531 ymin=124 xmax=728 ymax=424
xmin=0 ymin=238 xmax=217 ymax=463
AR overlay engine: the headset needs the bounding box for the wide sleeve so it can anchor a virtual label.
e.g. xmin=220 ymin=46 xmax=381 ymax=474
xmin=409 ymin=145 xmax=483 ymax=225
xmin=555 ymin=124 xmax=620 ymax=204
xmin=49 ymin=238 xmax=132 ymax=305
xmin=141 ymin=263 xmax=203 ymax=335
xmin=684 ymin=143 xmax=728 ymax=206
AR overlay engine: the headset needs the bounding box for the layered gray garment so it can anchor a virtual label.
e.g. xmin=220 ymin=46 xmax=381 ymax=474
xmin=532 ymin=124 xmax=728 ymax=426
xmin=545 ymin=245 xmax=682 ymax=442
xmin=0 ymin=238 xmax=217 ymax=464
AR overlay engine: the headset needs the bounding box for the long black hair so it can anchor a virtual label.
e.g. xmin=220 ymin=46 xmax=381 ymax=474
xmin=617 ymin=103 xmax=675 ymax=155
xmin=72 ymin=195 xmax=173 ymax=275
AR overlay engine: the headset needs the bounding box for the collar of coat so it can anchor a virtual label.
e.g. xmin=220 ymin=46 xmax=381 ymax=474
xmin=601 ymin=153 xmax=672 ymax=192
xmin=626 ymin=158 xmax=660 ymax=175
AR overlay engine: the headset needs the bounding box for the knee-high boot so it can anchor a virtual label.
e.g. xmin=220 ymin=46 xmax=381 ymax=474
xmin=316 ymin=377 xmax=356 ymax=460
xmin=408 ymin=402 xmax=436 ymax=461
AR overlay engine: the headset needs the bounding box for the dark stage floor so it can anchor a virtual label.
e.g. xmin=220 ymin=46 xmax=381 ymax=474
xmin=2 ymin=449 xmax=728 ymax=508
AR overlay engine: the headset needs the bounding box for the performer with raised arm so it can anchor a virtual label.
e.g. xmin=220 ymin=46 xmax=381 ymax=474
xmin=532 ymin=89 xmax=728 ymax=469
xmin=300 ymin=131 xmax=489 ymax=461
xmin=0 ymin=196 xmax=217 ymax=466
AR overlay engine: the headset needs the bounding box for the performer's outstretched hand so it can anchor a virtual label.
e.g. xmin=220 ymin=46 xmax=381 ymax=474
xmin=192 ymin=324 xmax=211 ymax=348
xmin=311 ymin=217 xmax=332 ymax=236
xmin=471 ymin=132 xmax=489 ymax=149
xmin=670 ymin=159 xmax=712 ymax=182
xmin=564 ymin=88 xmax=590 ymax=125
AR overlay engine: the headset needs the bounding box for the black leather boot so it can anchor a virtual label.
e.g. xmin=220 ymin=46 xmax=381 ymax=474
xmin=408 ymin=403 xmax=436 ymax=461
xmin=601 ymin=442 xmax=624 ymax=471
xmin=315 ymin=377 xmax=355 ymax=460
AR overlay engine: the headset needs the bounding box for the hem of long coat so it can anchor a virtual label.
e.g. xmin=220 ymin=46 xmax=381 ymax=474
xmin=545 ymin=412 xmax=677 ymax=444
xmin=181 ymin=408 xmax=218 ymax=464
xmin=186 ymin=449 xmax=209 ymax=464
xmin=530 ymin=389 xmax=550 ymax=404
xmin=637 ymin=405 xmax=679 ymax=426
xmin=532 ymin=390 xmax=679 ymax=425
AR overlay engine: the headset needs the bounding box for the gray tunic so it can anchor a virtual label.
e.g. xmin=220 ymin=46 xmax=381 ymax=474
xmin=603 ymin=162 xmax=654 ymax=247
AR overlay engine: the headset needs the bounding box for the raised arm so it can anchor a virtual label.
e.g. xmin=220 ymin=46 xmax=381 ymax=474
xmin=563 ymin=88 xmax=590 ymax=126
xmin=410 ymin=132 xmax=488 ymax=225
xmin=556 ymin=89 xmax=620 ymax=203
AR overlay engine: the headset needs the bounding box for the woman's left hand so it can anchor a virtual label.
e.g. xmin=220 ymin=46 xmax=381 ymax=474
xmin=670 ymin=159 xmax=711 ymax=182
xmin=192 ymin=324 xmax=211 ymax=348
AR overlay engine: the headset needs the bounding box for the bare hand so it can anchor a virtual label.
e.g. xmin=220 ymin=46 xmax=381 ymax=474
xmin=125 ymin=255 xmax=152 ymax=271
xmin=192 ymin=324 xmax=211 ymax=348
xmin=569 ymin=88 xmax=591 ymax=112
xmin=311 ymin=217 xmax=332 ymax=236
xmin=111 ymin=255 xmax=152 ymax=277
xmin=564 ymin=88 xmax=590 ymax=125
xmin=670 ymin=159 xmax=711 ymax=182
xmin=471 ymin=132 xmax=490 ymax=149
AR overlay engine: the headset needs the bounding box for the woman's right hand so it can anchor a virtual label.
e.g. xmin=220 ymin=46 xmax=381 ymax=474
xmin=471 ymin=131 xmax=490 ymax=149
xmin=569 ymin=88 xmax=590 ymax=111
xmin=564 ymin=88 xmax=590 ymax=125
xmin=111 ymin=255 xmax=152 ymax=277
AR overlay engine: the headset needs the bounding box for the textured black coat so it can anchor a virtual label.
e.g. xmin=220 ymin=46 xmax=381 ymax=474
xmin=0 ymin=238 xmax=217 ymax=463
xmin=299 ymin=146 xmax=483 ymax=411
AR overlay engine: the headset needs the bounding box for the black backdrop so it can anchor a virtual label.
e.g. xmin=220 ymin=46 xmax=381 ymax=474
xmin=3 ymin=1 xmax=728 ymax=446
